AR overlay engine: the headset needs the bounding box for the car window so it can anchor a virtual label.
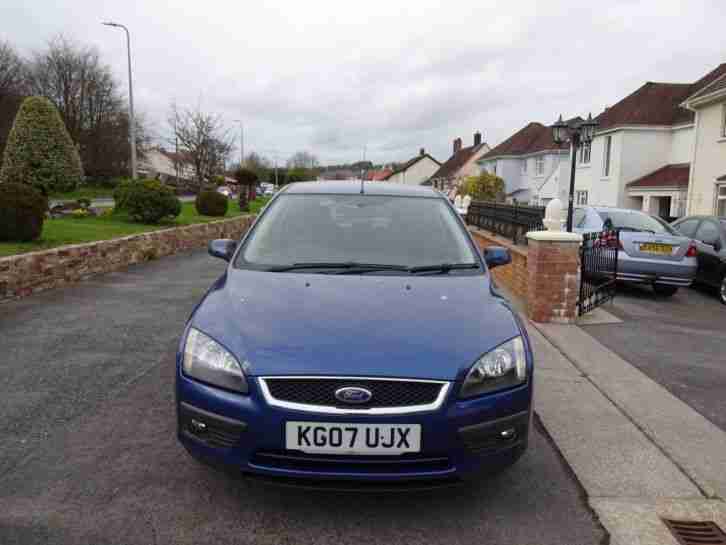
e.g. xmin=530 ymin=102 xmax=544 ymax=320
xmin=596 ymin=210 xmax=677 ymax=235
xmin=237 ymin=194 xmax=478 ymax=269
xmin=673 ymin=219 xmax=700 ymax=238
xmin=695 ymin=221 xmax=721 ymax=245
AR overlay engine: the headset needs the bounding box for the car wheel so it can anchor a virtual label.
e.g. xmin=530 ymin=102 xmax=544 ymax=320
xmin=720 ymin=274 xmax=726 ymax=305
xmin=653 ymin=284 xmax=679 ymax=297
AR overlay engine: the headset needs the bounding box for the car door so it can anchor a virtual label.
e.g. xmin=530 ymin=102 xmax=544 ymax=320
xmin=693 ymin=219 xmax=724 ymax=287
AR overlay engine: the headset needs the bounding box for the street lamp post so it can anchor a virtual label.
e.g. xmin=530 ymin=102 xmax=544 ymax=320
xmin=552 ymin=113 xmax=598 ymax=232
xmin=102 ymin=21 xmax=137 ymax=179
xmin=233 ymin=119 xmax=244 ymax=168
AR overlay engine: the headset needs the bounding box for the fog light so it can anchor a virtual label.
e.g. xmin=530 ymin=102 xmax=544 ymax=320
xmin=190 ymin=418 xmax=207 ymax=434
xmin=500 ymin=428 xmax=516 ymax=440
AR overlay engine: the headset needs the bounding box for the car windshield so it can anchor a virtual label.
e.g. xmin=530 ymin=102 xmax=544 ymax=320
xmin=236 ymin=193 xmax=479 ymax=271
xmin=597 ymin=210 xmax=678 ymax=235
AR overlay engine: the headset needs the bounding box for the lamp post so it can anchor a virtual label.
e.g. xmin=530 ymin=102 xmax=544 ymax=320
xmin=102 ymin=21 xmax=137 ymax=179
xmin=233 ymin=119 xmax=244 ymax=168
xmin=552 ymin=113 xmax=598 ymax=231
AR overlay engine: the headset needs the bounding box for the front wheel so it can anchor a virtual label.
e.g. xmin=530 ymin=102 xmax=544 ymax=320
xmin=720 ymin=274 xmax=726 ymax=305
xmin=653 ymin=284 xmax=679 ymax=297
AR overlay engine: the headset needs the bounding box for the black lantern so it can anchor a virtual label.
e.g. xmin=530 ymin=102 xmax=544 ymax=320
xmin=552 ymin=115 xmax=569 ymax=145
xmin=581 ymin=113 xmax=598 ymax=144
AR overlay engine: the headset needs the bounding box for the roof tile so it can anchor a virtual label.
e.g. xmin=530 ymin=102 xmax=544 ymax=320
xmin=626 ymin=163 xmax=690 ymax=189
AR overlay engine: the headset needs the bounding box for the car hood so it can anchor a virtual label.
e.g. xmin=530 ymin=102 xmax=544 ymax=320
xmin=189 ymin=270 xmax=522 ymax=381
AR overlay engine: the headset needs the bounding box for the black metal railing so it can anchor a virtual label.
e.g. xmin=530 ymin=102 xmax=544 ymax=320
xmin=466 ymin=201 xmax=545 ymax=244
xmin=578 ymin=230 xmax=619 ymax=316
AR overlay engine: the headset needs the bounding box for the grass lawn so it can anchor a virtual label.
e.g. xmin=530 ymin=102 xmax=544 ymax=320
xmin=0 ymin=197 xmax=270 ymax=258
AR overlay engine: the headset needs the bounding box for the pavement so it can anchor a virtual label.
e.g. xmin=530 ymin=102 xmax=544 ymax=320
xmin=581 ymin=283 xmax=726 ymax=431
xmin=0 ymin=250 xmax=606 ymax=545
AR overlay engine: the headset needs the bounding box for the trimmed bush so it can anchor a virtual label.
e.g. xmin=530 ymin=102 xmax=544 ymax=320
xmin=0 ymin=96 xmax=83 ymax=194
xmin=112 ymin=179 xmax=137 ymax=210
xmin=195 ymin=190 xmax=229 ymax=217
xmin=0 ymin=183 xmax=47 ymax=242
xmin=123 ymin=179 xmax=181 ymax=224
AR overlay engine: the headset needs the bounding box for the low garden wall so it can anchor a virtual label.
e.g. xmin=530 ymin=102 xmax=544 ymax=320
xmin=469 ymin=227 xmax=529 ymax=303
xmin=0 ymin=215 xmax=256 ymax=303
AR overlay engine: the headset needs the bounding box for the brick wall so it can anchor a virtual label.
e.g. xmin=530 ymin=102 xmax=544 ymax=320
xmin=469 ymin=227 xmax=529 ymax=302
xmin=0 ymin=215 xmax=256 ymax=303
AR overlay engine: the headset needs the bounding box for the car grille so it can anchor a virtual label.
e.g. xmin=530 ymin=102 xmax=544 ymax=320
xmin=262 ymin=377 xmax=445 ymax=410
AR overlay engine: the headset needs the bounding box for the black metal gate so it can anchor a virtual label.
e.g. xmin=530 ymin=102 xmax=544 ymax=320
xmin=578 ymin=230 xmax=619 ymax=316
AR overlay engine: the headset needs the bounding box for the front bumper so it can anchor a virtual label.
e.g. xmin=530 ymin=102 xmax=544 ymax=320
xmin=176 ymin=369 xmax=532 ymax=484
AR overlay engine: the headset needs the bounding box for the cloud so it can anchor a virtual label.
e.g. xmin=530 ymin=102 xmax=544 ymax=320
xmin=2 ymin=0 xmax=724 ymax=164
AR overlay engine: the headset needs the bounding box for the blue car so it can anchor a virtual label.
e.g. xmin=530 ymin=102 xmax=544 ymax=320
xmin=176 ymin=181 xmax=534 ymax=487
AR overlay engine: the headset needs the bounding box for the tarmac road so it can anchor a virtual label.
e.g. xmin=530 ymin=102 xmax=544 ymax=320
xmin=0 ymin=250 xmax=604 ymax=545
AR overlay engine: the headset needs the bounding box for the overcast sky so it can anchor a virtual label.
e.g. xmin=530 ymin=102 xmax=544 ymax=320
xmin=2 ymin=0 xmax=724 ymax=166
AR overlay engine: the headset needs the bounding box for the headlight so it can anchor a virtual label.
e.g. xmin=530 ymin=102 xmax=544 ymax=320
xmin=183 ymin=328 xmax=248 ymax=393
xmin=459 ymin=336 xmax=527 ymax=399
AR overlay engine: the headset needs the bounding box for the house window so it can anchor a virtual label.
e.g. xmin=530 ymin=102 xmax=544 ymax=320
xmin=575 ymin=190 xmax=588 ymax=205
xmin=522 ymin=159 xmax=528 ymax=174
xmin=493 ymin=162 xmax=497 ymax=175
xmin=717 ymin=185 xmax=726 ymax=216
xmin=535 ymin=156 xmax=545 ymax=176
xmin=603 ymin=136 xmax=612 ymax=177
xmin=721 ymin=104 xmax=726 ymax=137
xmin=579 ymin=141 xmax=591 ymax=164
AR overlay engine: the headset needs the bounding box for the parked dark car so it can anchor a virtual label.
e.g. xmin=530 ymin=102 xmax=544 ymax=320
xmin=176 ymin=181 xmax=533 ymax=487
xmin=671 ymin=216 xmax=726 ymax=304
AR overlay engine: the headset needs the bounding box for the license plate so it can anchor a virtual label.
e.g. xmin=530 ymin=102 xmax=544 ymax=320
xmin=285 ymin=422 xmax=421 ymax=455
xmin=640 ymin=243 xmax=673 ymax=255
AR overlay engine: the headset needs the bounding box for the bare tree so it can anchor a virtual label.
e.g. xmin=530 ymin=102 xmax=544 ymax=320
xmin=0 ymin=40 xmax=26 ymax=98
xmin=287 ymin=151 xmax=319 ymax=169
xmin=24 ymin=35 xmax=145 ymax=177
xmin=169 ymin=103 xmax=234 ymax=186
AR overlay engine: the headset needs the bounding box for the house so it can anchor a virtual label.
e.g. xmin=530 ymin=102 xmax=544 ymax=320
xmin=574 ymin=63 xmax=726 ymax=219
xmin=139 ymin=147 xmax=195 ymax=183
xmin=427 ymin=132 xmax=489 ymax=191
xmin=364 ymin=168 xmax=393 ymax=181
xmin=383 ymin=149 xmax=441 ymax=186
xmin=682 ymin=72 xmax=726 ymax=216
xmin=476 ymin=121 xmax=576 ymax=204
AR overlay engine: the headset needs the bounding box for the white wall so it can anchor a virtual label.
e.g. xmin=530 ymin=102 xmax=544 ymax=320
xmin=669 ymin=125 xmax=694 ymax=164
xmin=688 ymin=100 xmax=726 ymax=214
xmin=386 ymin=156 xmax=440 ymax=185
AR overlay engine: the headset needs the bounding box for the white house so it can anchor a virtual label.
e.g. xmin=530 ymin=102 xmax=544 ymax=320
xmin=139 ymin=147 xmax=194 ymax=182
xmin=383 ymin=149 xmax=441 ymax=186
xmin=682 ymin=72 xmax=726 ymax=216
xmin=573 ymin=63 xmax=726 ymax=219
xmin=427 ymin=132 xmax=490 ymax=191
xmin=476 ymin=121 xmax=579 ymax=205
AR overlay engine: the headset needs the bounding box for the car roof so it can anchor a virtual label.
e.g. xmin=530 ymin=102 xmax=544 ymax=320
xmin=282 ymin=180 xmax=443 ymax=198
xmin=591 ymin=206 xmax=648 ymax=214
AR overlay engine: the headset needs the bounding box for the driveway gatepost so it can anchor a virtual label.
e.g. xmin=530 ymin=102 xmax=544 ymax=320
xmin=525 ymin=231 xmax=582 ymax=323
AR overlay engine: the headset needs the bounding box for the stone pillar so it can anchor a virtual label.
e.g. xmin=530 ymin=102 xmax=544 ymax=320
xmin=525 ymin=231 xmax=582 ymax=324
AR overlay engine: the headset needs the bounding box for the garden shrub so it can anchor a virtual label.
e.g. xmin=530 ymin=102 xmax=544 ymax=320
xmin=195 ymin=190 xmax=228 ymax=217
xmin=112 ymin=179 xmax=138 ymax=210
xmin=0 ymin=183 xmax=48 ymax=242
xmin=123 ymin=179 xmax=181 ymax=224
xmin=0 ymin=96 xmax=83 ymax=194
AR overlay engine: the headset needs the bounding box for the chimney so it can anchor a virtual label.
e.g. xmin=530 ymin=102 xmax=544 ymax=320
xmin=453 ymin=137 xmax=462 ymax=154
xmin=474 ymin=131 xmax=482 ymax=146
xmin=420 ymin=148 xmax=425 ymax=156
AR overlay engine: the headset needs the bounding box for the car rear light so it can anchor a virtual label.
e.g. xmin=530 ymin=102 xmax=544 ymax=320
xmin=686 ymin=243 xmax=697 ymax=258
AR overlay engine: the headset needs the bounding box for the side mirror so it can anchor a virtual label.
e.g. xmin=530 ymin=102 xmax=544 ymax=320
xmin=712 ymin=239 xmax=722 ymax=252
xmin=208 ymin=239 xmax=237 ymax=262
xmin=484 ymin=246 xmax=512 ymax=269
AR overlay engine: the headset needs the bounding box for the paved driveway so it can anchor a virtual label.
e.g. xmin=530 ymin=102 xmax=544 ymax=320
xmin=0 ymin=250 xmax=603 ymax=545
xmin=582 ymin=283 xmax=726 ymax=431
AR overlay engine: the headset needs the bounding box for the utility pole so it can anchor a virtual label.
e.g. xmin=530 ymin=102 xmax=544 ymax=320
xmin=102 ymin=21 xmax=137 ymax=179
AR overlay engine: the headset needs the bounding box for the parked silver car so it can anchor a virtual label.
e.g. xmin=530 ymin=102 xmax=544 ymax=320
xmin=574 ymin=206 xmax=697 ymax=296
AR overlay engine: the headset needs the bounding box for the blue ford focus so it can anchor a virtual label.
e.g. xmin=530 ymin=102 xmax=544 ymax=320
xmin=176 ymin=181 xmax=533 ymax=487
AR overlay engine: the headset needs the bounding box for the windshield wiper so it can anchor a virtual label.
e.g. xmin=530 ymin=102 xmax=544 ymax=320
xmin=266 ymin=262 xmax=410 ymax=273
xmin=408 ymin=263 xmax=480 ymax=274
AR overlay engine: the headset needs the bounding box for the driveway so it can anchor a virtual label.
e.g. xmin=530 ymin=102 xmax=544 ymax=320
xmin=0 ymin=250 xmax=604 ymax=545
xmin=582 ymin=283 xmax=726 ymax=431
